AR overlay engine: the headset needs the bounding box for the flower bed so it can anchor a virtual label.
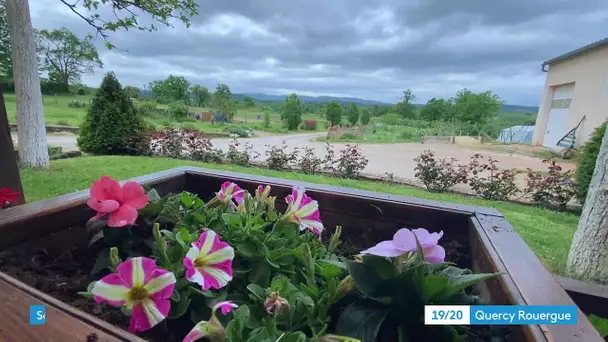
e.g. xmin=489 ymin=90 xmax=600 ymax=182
xmin=0 ymin=167 xmax=602 ymax=342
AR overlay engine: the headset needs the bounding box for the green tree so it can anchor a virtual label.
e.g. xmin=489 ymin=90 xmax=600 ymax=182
xmin=396 ymin=89 xmax=417 ymax=119
xmin=243 ymin=96 xmax=255 ymax=107
xmin=452 ymin=89 xmax=502 ymax=126
xmin=282 ymin=93 xmax=302 ymax=130
xmin=0 ymin=0 xmax=12 ymax=83
xmin=124 ymin=86 xmax=140 ymax=99
xmin=326 ymin=101 xmax=342 ymax=126
xmin=77 ymin=72 xmax=147 ymax=155
xmin=360 ymin=108 xmax=371 ymax=125
xmin=420 ymin=97 xmax=453 ymax=121
xmin=190 ymin=85 xmax=210 ymax=107
xmin=149 ymin=75 xmax=190 ymax=104
xmin=36 ymin=27 xmax=103 ymax=86
xmin=576 ymin=121 xmax=607 ymax=204
xmin=212 ymin=83 xmax=236 ymax=120
xmin=263 ymin=111 xmax=272 ymax=128
xmin=346 ymin=103 xmax=360 ymax=125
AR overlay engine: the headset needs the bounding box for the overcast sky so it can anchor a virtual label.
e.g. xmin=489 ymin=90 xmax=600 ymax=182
xmin=29 ymin=0 xmax=608 ymax=105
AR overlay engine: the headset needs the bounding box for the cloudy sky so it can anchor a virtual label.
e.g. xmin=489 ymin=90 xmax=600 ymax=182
xmin=29 ymin=0 xmax=608 ymax=105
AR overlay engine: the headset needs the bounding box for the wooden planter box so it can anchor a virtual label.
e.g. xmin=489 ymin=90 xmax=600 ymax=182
xmin=0 ymin=167 xmax=602 ymax=342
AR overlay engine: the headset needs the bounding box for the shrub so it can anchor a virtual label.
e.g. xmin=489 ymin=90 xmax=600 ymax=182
xmin=227 ymin=139 xmax=258 ymax=166
xmin=297 ymin=146 xmax=323 ymax=175
xmin=168 ymin=101 xmax=189 ymax=119
xmin=399 ymin=131 xmax=415 ymax=140
xmin=77 ymin=72 xmax=147 ymax=155
xmin=207 ymin=148 xmax=226 ymax=164
xmin=282 ymin=93 xmax=303 ymax=130
xmin=149 ymin=127 xmax=215 ymax=161
xmin=224 ymin=125 xmax=253 ymax=137
xmin=360 ymin=109 xmax=371 ymax=125
xmin=263 ymin=112 xmax=272 ymax=128
xmin=137 ymin=101 xmax=158 ymax=116
xmin=56 ymin=120 xmax=70 ymax=126
xmin=576 ymin=121 xmax=607 ymax=204
xmin=347 ymin=103 xmax=360 ymax=126
xmin=413 ymin=150 xmax=468 ymax=192
xmin=326 ymin=101 xmax=342 ymax=126
xmin=303 ymin=119 xmax=317 ymax=131
xmin=525 ymin=159 xmax=577 ymax=210
xmin=324 ymin=143 xmax=369 ymax=179
xmin=181 ymin=122 xmax=197 ymax=131
xmin=379 ymin=113 xmax=401 ymax=125
xmin=77 ymin=88 xmax=86 ymax=95
xmin=467 ymin=154 xmax=519 ymax=200
xmin=265 ymin=141 xmax=299 ymax=170
xmin=67 ymin=100 xmax=87 ymax=108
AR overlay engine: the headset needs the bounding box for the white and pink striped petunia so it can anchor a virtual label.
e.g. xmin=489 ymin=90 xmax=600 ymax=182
xmin=183 ymin=230 xmax=234 ymax=290
xmin=91 ymin=257 xmax=176 ymax=333
xmin=183 ymin=301 xmax=238 ymax=342
xmin=283 ymin=187 xmax=325 ymax=234
xmin=215 ymin=181 xmax=245 ymax=207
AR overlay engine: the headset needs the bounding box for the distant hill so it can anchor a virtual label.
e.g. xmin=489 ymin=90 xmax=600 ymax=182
xmin=234 ymin=93 xmax=391 ymax=105
xmin=501 ymin=104 xmax=538 ymax=113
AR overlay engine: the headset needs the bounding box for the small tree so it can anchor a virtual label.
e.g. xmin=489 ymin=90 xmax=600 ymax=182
xmin=576 ymin=122 xmax=607 ymax=204
xmin=149 ymin=75 xmax=190 ymax=104
xmin=124 ymin=86 xmax=140 ymax=99
xmin=326 ymin=100 xmax=342 ymax=126
xmin=244 ymin=96 xmax=255 ymax=107
xmin=212 ymin=83 xmax=236 ymax=121
xmin=347 ymin=103 xmax=360 ymax=126
xmin=77 ymin=72 xmax=147 ymax=155
xmin=420 ymin=97 xmax=453 ymax=121
xmin=396 ymin=89 xmax=417 ymax=119
xmin=360 ymin=108 xmax=371 ymax=125
xmin=263 ymin=112 xmax=272 ymax=128
xmin=281 ymin=93 xmax=302 ymax=130
xmin=452 ymin=89 xmax=502 ymax=126
xmin=190 ymin=85 xmax=210 ymax=107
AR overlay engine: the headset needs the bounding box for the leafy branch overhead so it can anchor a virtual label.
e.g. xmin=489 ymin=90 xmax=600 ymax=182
xmin=57 ymin=0 xmax=199 ymax=49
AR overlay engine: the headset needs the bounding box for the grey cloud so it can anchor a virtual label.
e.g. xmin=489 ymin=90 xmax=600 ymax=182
xmin=29 ymin=0 xmax=608 ymax=105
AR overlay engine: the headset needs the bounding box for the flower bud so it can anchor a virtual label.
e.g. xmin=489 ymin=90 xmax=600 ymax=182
xmin=265 ymin=196 xmax=276 ymax=210
xmin=264 ymin=292 xmax=290 ymax=317
xmin=255 ymin=185 xmax=271 ymax=201
xmin=109 ymin=247 xmax=122 ymax=269
xmin=337 ymin=275 xmax=356 ymax=300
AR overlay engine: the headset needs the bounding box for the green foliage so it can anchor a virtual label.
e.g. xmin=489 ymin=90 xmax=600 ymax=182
xmin=589 ymin=314 xmax=608 ymax=337
xmin=58 ymin=0 xmax=199 ymax=50
xmin=326 ymin=101 xmax=343 ymax=126
xmin=396 ymin=89 xmax=417 ymax=119
xmin=190 ymin=85 xmax=211 ymax=107
xmin=149 ymin=75 xmax=191 ymax=104
xmin=0 ymin=0 xmax=12 ymax=83
xmin=452 ymin=89 xmax=502 ymax=126
xmin=263 ymin=112 xmax=272 ymax=128
xmin=576 ymin=121 xmax=607 ymax=204
xmin=168 ymin=100 xmax=189 ymax=119
xmin=420 ymin=98 xmax=453 ymax=121
xmin=123 ymin=86 xmax=140 ymax=98
xmin=244 ymin=96 xmax=256 ymax=107
xmin=378 ymin=113 xmax=401 ymax=125
xmin=347 ymin=103 xmax=360 ymax=126
xmin=360 ymin=109 xmax=371 ymax=125
xmin=37 ymin=27 xmax=103 ymax=85
xmin=213 ymin=83 xmax=236 ymax=120
xmin=137 ymin=101 xmax=158 ymax=116
xmin=281 ymin=93 xmax=303 ymax=130
xmin=77 ymin=72 xmax=147 ymax=155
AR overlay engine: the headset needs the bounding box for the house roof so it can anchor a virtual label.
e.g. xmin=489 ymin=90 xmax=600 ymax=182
xmin=542 ymin=37 xmax=608 ymax=68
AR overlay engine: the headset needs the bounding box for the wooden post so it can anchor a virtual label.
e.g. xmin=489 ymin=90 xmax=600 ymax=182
xmin=0 ymin=88 xmax=25 ymax=204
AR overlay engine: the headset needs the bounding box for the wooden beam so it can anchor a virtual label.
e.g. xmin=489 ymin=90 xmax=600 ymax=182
xmin=0 ymin=88 xmax=25 ymax=205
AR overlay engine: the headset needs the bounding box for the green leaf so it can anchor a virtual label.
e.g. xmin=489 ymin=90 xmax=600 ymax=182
xmin=205 ymin=290 xmax=227 ymax=308
xmin=318 ymin=260 xmax=345 ymax=279
xmin=91 ymin=248 xmax=111 ymax=275
xmin=345 ymin=260 xmax=383 ymax=298
xmin=189 ymin=286 xmax=216 ymax=298
xmin=361 ymin=255 xmax=396 ymax=279
xmin=246 ymin=327 xmax=271 ymax=342
xmin=589 ymin=314 xmax=608 ymax=337
xmin=168 ymin=293 xmax=191 ymax=319
xmin=175 ymin=228 xmax=190 ymax=249
xmin=246 ymin=284 xmax=266 ymax=301
xmin=237 ymin=243 xmax=258 ymax=257
xmin=335 ymin=300 xmax=389 ymax=342
xmin=422 ymin=275 xmax=449 ymax=302
xmin=222 ymin=213 xmax=242 ymax=227
xmin=248 ymin=262 xmax=271 ymax=286
xmin=181 ymin=191 xmax=194 ymax=208
xmin=171 ymin=289 xmax=181 ymax=302
xmin=266 ymin=257 xmax=280 ymax=269
xmin=434 ymin=266 xmax=499 ymax=300
xmin=277 ymin=331 xmax=307 ymax=342
xmin=275 ymin=254 xmax=294 ymax=266
xmin=147 ymin=189 xmax=161 ymax=203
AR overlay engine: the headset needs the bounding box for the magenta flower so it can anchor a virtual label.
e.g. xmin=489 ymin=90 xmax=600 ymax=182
xmin=283 ymin=187 xmax=324 ymax=234
xmin=183 ymin=301 xmax=238 ymax=342
xmin=255 ymin=185 xmax=271 ymax=200
xmin=91 ymin=257 xmax=176 ymax=333
xmin=215 ymin=181 xmax=245 ymax=207
xmin=360 ymin=228 xmax=445 ymax=263
xmin=87 ymin=176 xmax=149 ymax=227
xmin=183 ymin=230 xmax=234 ymax=290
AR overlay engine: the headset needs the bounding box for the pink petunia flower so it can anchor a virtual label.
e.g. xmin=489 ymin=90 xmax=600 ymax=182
xmin=360 ymin=228 xmax=445 ymax=263
xmin=183 ymin=301 xmax=238 ymax=342
xmin=183 ymin=230 xmax=234 ymax=290
xmin=87 ymin=176 xmax=149 ymax=227
xmin=283 ymin=187 xmax=324 ymax=234
xmin=255 ymin=185 xmax=271 ymax=200
xmin=0 ymin=188 xmax=20 ymax=209
xmin=91 ymin=257 xmax=176 ymax=333
xmin=215 ymin=181 xmax=245 ymax=207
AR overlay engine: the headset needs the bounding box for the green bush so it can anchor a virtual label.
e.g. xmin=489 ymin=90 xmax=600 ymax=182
xmin=77 ymin=72 xmax=148 ymax=155
xmin=67 ymin=100 xmax=87 ymax=108
xmin=56 ymin=120 xmax=70 ymax=126
xmin=168 ymin=101 xmax=189 ymax=119
xmin=263 ymin=112 xmax=272 ymax=128
xmin=576 ymin=121 xmax=607 ymax=203
xmin=137 ymin=101 xmax=158 ymax=116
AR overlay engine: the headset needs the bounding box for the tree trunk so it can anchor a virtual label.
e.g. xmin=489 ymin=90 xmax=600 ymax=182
xmin=567 ymin=125 xmax=608 ymax=284
xmin=6 ymin=0 xmax=49 ymax=168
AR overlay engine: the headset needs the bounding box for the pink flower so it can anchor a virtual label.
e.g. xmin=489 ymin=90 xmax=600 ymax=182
xmin=183 ymin=230 xmax=234 ymax=290
xmin=183 ymin=301 xmax=238 ymax=342
xmin=216 ymin=181 xmax=245 ymax=207
xmin=283 ymin=187 xmax=324 ymax=234
xmin=87 ymin=176 xmax=149 ymax=227
xmin=0 ymin=188 xmax=20 ymax=209
xmin=255 ymin=185 xmax=271 ymax=200
xmin=360 ymin=228 xmax=445 ymax=263
xmin=91 ymin=257 xmax=176 ymax=333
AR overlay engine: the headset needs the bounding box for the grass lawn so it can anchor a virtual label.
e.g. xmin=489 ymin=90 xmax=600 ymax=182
xmin=19 ymin=156 xmax=579 ymax=275
xmin=317 ymin=124 xmax=421 ymax=143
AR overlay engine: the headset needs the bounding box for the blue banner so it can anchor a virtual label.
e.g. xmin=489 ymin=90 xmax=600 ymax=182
xmin=469 ymin=305 xmax=578 ymax=325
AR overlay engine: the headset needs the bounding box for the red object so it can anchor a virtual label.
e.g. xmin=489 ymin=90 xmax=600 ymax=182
xmin=0 ymin=188 xmax=20 ymax=209
xmin=87 ymin=176 xmax=149 ymax=227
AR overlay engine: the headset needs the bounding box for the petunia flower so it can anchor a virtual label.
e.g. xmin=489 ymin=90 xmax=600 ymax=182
xmin=0 ymin=188 xmax=20 ymax=209
xmin=183 ymin=230 xmax=234 ymax=290
xmin=282 ymin=187 xmax=324 ymax=234
xmin=215 ymin=181 xmax=245 ymax=207
xmin=360 ymin=228 xmax=445 ymax=263
xmin=254 ymin=185 xmax=271 ymax=201
xmin=183 ymin=301 xmax=238 ymax=342
xmin=87 ymin=176 xmax=149 ymax=227
xmin=91 ymin=257 xmax=176 ymax=333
